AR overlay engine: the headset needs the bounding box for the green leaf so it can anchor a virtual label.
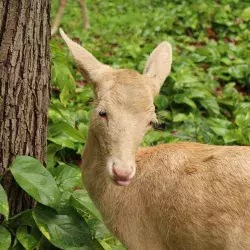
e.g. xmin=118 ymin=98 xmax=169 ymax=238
xmin=70 ymin=190 xmax=102 ymax=221
xmin=228 ymin=65 xmax=248 ymax=79
xmin=223 ymin=130 xmax=239 ymax=144
xmin=0 ymin=225 xmax=11 ymax=250
xmin=46 ymin=143 xmax=63 ymax=168
xmin=8 ymin=210 xmax=36 ymax=229
xmin=10 ymin=156 xmax=60 ymax=210
xmin=16 ymin=225 xmax=40 ymax=250
xmin=33 ymin=206 xmax=92 ymax=250
xmin=242 ymin=7 xmax=250 ymax=21
xmin=52 ymin=121 xmax=86 ymax=143
xmin=200 ymin=98 xmax=220 ymax=115
xmin=51 ymin=164 xmax=81 ymax=192
xmin=210 ymin=127 xmax=228 ymax=137
xmin=93 ymin=239 xmax=105 ymax=250
xmin=0 ymin=184 xmax=9 ymax=220
xmin=158 ymin=110 xmax=172 ymax=122
xmin=98 ymin=241 xmax=113 ymax=250
xmin=154 ymin=95 xmax=169 ymax=110
xmin=173 ymin=113 xmax=188 ymax=122
xmin=48 ymin=134 xmax=76 ymax=149
xmin=36 ymin=236 xmax=57 ymax=250
xmin=173 ymin=94 xmax=197 ymax=109
xmin=10 ymin=242 xmax=25 ymax=250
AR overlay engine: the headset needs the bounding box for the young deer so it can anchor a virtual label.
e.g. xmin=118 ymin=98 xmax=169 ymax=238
xmin=60 ymin=29 xmax=250 ymax=250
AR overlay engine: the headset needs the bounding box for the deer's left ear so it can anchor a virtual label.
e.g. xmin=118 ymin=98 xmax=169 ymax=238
xmin=143 ymin=42 xmax=172 ymax=95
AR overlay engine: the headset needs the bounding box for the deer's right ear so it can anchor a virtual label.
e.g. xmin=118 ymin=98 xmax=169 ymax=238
xmin=59 ymin=29 xmax=111 ymax=85
xmin=143 ymin=42 xmax=172 ymax=96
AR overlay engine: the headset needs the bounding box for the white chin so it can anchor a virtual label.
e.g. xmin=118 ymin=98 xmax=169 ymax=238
xmin=115 ymin=179 xmax=132 ymax=186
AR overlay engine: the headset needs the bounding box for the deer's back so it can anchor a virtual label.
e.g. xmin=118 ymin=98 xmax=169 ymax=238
xmin=134 ymin=142 xmax=250 ymax=249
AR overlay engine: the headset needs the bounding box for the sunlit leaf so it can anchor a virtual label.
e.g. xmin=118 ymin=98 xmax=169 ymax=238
xmin=0 ymin=184 xmax=9 ymax=220
xmin=10 ymin=156 xmax=60 ymax=210
xmin=0 ymin=225 xmax=11 ymax=250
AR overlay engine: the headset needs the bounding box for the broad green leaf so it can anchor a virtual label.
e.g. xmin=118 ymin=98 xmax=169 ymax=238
xmin=154 ymin=95 xmax=169 ymax=110
xmin=10 ymin=156 xmax=60 ymax=210
xmin=78 ymin=123 xmax=89 ymax=141
xmin=51 ymin=164 xmax=81 ymax=192
xmin=52 ymin=121 xmax=85 ymax=143
xmin=99 ymin=241 xmax=112 ymax=250
xmin=242 ymin=7 xmax=250 ymax=21
xmin=173 ymin=113 xmax=188 ymax=122
xmin=200 ymin=98 xmax=220 ymax=115
xmin=0 ymin=225 xmax=11 ymax=250
xmin=88 ymin=220 xmax=112 ymax=240
xmin=33 ymin=206 xmax=92 ymax=250
xmin=223 ymin=130 xmax=239 ymax=144
xmin=228 ymin=65 xmax=248 ymax=79
xmin=16 ymin=225 xmax=40 ymax=250
xmin=48 ymin=134 xmax=76 ymax=149
xmin=158 ymin=110 xmax=172 ymax=122
xmin=0 ymin=184 xmax=9 ymax=220
xmin=173 ymin=94 xmax=197 ymax=109
xmin=93 ymin=239 xmax=105 ymax=250
xmin=210 ymin=127 xmax=228 ymax=137
xmin=70 ymin=190 xmax=102 ymax=221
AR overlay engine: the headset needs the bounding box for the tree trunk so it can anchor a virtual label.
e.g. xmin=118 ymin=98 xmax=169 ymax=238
xmin=0 ymin=0 xmax=51 ymax=217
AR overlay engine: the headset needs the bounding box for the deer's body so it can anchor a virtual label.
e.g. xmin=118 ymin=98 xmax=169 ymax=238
xmin=60 ymin=29 xmax=250 ymax=249
xmin=83 ymin=141 xmax=250 ymax=250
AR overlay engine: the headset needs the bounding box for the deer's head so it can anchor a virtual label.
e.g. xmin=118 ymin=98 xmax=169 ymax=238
xmin=60 ymin=29 xmax=172 ymax=186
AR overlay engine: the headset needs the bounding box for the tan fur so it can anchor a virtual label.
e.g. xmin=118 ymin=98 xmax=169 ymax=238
xmin=60 ymin=30 xmax=250 ymax=249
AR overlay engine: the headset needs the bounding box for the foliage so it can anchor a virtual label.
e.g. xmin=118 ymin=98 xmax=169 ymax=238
xmin=0 ymin=157 xmax=119 ymax=249
xmin=1 ymin=0 xmax=250 ymax=249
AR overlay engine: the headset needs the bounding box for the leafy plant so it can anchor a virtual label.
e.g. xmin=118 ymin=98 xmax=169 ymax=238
xmin=1 ymin=156 xmax=119 ymax=249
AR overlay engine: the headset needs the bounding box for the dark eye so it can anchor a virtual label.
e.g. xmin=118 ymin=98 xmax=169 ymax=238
xmin=149 ymin=118 xmax=159 ymax=129
xmin=149 ymin=121 xmax=154 ymax=126
xmin=149 ymin=120 xmax=157 ymax=128
xmin=99 ymin=111 xmax=107 ymax=118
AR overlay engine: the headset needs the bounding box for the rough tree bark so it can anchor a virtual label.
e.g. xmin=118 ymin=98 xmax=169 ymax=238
xmin=0 ymin=0 xmax=51 ymax=217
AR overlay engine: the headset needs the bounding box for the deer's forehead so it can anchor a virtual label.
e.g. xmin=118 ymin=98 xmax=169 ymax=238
xmin=97 ymin=84 xmax=153 ymax=115
xmin=97 ymin=69 xmax=154 ymax=108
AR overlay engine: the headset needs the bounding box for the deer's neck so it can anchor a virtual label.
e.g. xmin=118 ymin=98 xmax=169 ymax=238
xmin=81 ymin=131 xmax=122 ymax=202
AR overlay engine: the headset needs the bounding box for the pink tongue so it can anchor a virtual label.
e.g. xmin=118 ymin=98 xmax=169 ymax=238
xmin=115 ymin=179 xmax=131 ymax=186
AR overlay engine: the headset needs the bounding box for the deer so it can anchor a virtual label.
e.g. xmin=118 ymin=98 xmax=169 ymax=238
xmin=51 ymin=0 xmax=89 ymax=36
xmin=60 ymin=29 xmax=250 ymax=250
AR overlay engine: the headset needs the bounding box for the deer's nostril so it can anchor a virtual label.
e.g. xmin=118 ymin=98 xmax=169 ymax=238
xmin=112 ymin=166 xmax=133 ymax=180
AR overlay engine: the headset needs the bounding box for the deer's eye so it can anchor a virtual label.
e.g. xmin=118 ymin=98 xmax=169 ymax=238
xmin=149 ymin=120 xmax=157 ymax=128
xmin=149 ymin=121 xmax=155 ymax=126
xmin=99 ymin=111 xmax=107 ymax=118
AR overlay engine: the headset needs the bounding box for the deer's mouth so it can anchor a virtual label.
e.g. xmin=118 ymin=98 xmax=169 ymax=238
xmin=113 ymin=177 xmax=133 ymax=186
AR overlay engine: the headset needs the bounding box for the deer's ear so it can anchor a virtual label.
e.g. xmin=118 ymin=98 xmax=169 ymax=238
xmin=59 ymin=29 xmax=112 ymax=85
xmin=143 ymin=42 xmax=172 ymax=95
